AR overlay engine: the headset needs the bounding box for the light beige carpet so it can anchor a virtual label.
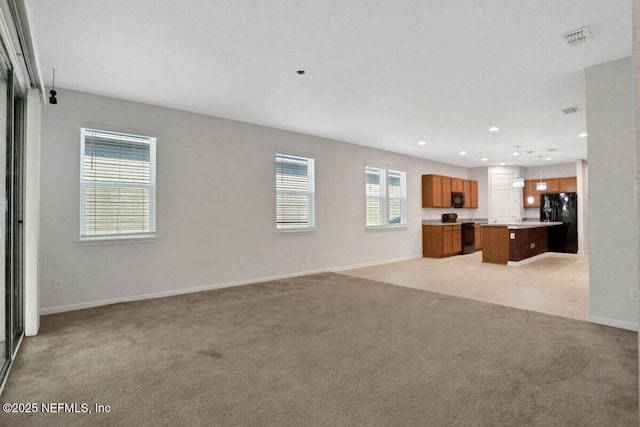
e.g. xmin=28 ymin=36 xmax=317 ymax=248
xmin=341 ymin=252 xmax=589 ymax=321
xmin=0 ymin=272 xmax=636 ymax=426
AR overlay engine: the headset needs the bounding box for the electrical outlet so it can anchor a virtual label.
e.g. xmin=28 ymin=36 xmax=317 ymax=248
xmin=54 ymin=279 xmax=63 ymax=290
xmin=629 ymin=287 xmax=639 ymax=302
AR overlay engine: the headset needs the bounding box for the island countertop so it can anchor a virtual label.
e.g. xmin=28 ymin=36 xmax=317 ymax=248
xmin=482 ymin=221 xmax=562 ymax=230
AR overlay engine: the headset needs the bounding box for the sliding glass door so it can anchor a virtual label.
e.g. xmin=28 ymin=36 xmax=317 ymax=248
xmin=0 ymin=46 xmax=7 ymax=379
xmin=7 ymin=77 xmax=24 ymax=359
xmin=0 ymin=45 xmax=25 ymax=386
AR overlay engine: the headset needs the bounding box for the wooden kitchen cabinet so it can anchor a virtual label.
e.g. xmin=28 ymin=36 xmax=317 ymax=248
xmin=523 ymin=176 xmax=577 ymax=208
xmin=453 ymin=226 xmax=462 ymax=253
xmin=422 ymin=174 xmax=478 ymax=209
xmin=442 ymin=227 xmax=453 ymax=255
xmin=474 ymin=224 xmax=483 ymax=250
xmin=482 ymin=226 xmax=510 ymax=265
xmin=463 ymin=180 xmax=471 ymax=202
xmin=523 ymin=180 xmax=541 ymax=208
xmin=452 ymin=178 xmax=464 ymax=193
xmin=442 ymin=176 xmax=451 ymax=207
xmin=422 ymin=174 xmax=454 ymax=208
xmin=559 ymin=176 xmax=577 ymax=192
xmin=422 ymin=175 xmax=443 ymax=208
xmin=465 ymin=179 xmax=478 ymax=208
xmin=442 ymin=224 xmax=462 ymax=255
xmin=544 ymin=178 xmax=560 ymax=193
xmin=422 ymin=224 xmax=462 ymax=258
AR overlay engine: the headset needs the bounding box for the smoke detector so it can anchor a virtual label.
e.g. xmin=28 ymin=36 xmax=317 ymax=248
xmin=563 ymin=26 xmax=591 ymax=46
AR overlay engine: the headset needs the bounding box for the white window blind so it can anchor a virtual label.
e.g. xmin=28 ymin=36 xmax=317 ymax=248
xmin=276 ymin=153 xmax=315 ymax=230
xmin=388 ymin=169 xmax=406 ymax=224
xmin=366 ymin=166 xmax=384 ymax=226
xmin=80 ymin=128 xmax=156 ymax=239
xmin=365 ymin=166 xmax=406 ymax=227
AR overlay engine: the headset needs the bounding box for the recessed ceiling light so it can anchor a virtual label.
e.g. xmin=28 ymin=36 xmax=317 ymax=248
xmin=418 ymin=140 xmax=426 ymax=145
xmin=459 ymin=151 xmax=467 ymax=155
xmin=545 ymin=157 xmax=553 ymax=161
xmin=578 ymin=132 xmax=588 ymax=137
xmin=499 ymin=162 xmax=506 ymax=166
xmin=488 ymin=127 xmax=499 ymax=132
xmin=512 ymin=151 xmax=520 ymax=156
xmin=481 ymin=158 xmax=488 ymax=162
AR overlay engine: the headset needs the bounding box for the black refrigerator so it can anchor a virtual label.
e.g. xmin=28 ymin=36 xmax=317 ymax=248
xmin=540 ymin=192 xmax=578 ymax=254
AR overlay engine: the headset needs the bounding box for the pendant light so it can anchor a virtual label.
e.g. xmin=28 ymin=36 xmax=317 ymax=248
xmin=536 ymin=155 xmax=547 ymax=191
xmin=526 ymin=151 xmax=535 ymax=204
xmin=512 ymin=145 xmax=525 ymax=188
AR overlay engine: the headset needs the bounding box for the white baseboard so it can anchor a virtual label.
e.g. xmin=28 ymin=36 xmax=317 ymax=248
xmin=40 ymin=269 xmax=328 ymax=315
xmin=40 ymin=254 xmax=423 ymax=315
xmin=507 ymin=253 xmax=549 ymax=266
xmin=331 ymin=254 xmax=423 ymax=272
xmin=589 ymin=315 xmax=638 ymax=331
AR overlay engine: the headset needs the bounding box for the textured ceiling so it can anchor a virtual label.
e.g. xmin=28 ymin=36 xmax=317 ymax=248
xmin=28 ymin=0 xmax=632 ymax=167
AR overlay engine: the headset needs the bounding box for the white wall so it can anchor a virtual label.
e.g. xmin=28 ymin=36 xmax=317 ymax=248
xmin=586 ymin=56 xmax=638 ymax=330
xmin=39 ymin=88 xmax=468 ymax=313
xmin=529 ymin=162 xmax=577 ymax=180
xmin=576 ymin=159 xmax=589 ymax=254
xmin=634 ymin=0 xmax=640 ymax=395
xmin=25 ymin=89 xmax=41 ymax=335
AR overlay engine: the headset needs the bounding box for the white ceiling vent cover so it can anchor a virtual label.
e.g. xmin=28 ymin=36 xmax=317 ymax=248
xmin=561 ymin=106 xmax=580 ymax=114
xmin=563 ymin=26 xmax=591 ymax=46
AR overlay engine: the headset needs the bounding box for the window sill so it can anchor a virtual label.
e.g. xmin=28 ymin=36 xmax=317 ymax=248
xmin=275 ymin=227 xmax=316 ymax=234
xmin=77 ymin=234 xmax=157 ymax=245
xmin=365 ymin=224 xmax=408 ymax=231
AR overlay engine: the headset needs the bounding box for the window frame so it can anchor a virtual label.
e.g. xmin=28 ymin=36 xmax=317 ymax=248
xmin=79 ymin=128 xmax=157 ymax=241
xmin=365 ymin=165 xmax=407 ymax=228
xmin=275 ymin=152 xmax=315 ymax=232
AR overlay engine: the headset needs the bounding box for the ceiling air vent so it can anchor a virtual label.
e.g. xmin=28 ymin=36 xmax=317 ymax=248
xmin=561 ymin=106 xmax=580 ymax=114
xmin=563 ymin=26 xmax=590 ymax=46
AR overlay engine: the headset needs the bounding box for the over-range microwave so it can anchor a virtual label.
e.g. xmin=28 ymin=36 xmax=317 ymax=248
xmin=451 ymin=192 xmax=465 ymax=208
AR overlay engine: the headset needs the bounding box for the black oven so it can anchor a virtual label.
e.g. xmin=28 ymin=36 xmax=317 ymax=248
xmin=461 ymin=222 xmax=475 ymax=254
xmin=451 ymin=192 xmax=465 ymax=208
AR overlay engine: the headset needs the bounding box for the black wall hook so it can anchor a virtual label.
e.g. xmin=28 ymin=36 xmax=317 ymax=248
xmin=49 ymin=68 xmax=57 ymax=104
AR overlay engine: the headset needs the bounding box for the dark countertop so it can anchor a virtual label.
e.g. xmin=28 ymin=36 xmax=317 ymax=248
xmin=422 ymin=219 xmax=488 ymax=226
xmin=483 ymin=221 xmax=562 ymax=229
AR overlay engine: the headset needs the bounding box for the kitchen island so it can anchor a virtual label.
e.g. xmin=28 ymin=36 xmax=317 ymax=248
xmin=482 ymin=222 xmax=562 ymax=265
